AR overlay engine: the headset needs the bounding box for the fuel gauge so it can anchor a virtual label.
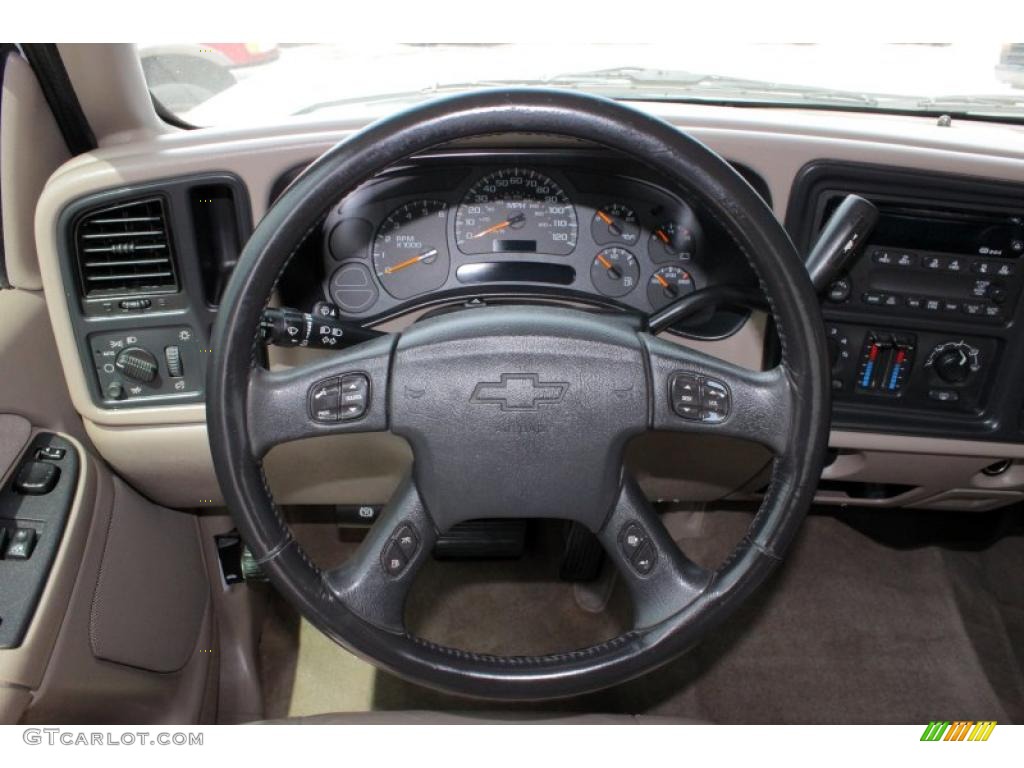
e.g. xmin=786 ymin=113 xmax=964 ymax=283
xmin=591 ymin=247 xmax=640 ymax=298
xmin=647 ymin=266 xmax=695 ymax=310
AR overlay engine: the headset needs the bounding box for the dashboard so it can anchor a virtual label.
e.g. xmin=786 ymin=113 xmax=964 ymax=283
xmin=29 ymin=107 xmax=1024 ymax=513
xmin=279 ymin=151 xmax=762 ymax=340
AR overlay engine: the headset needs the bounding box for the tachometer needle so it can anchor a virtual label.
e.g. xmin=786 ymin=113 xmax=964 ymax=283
xmin=383 ymin=248 xmax=438 ymax=275
xmin=655 ymin=228 xmax=671 ymax=244
xmin=654 ymin=273 xmax=670 ymax=289
xmin=468 ymin=212 xmax=526 ymax=239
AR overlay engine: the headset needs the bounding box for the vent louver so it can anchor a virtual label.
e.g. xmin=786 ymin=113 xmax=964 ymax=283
xmin=74 ymin=197 xmax=177 ymax=297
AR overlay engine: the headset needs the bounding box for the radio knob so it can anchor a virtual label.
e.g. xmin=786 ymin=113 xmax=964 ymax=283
xmin=115 ymin=346 xmax=159 ymax=383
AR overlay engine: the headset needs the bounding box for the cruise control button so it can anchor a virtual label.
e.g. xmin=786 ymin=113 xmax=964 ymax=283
xmin=381 ymin=540 xmax=408 ymax=576
xmin=310 ymin=378 xmax=341 ymax=422
xmin=339 ymin=374 xmax=370 ymax=420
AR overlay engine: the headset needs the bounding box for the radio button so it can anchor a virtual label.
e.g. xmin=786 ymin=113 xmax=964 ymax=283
xmin=922 ymin=255 xmax=946 ymax=270
xmin=862 ymin=292 xmax=886 ymax=306
xmin=923 ymin=298 xmax=942 ymax=312
xmin=905 ymin=296 xmax=923 ymax=310
xmin=945 ymin=258 xmax=966 ymax=273
xmin=984 ymin=305 xmax=1003 ymax=319
xmin=961 ymin=301 xmax=984 ymax=316
xmin=883 ymin=294 xmax=900 ymax=307
xmin=896 ymin=252 xmax=917 ymax=268
xmin=873 ymin=250 xmax=895 ymax=265
xmin=972 ymin=260 xmax=995 ymax=275
xmin=942 ymin=300 xmax=960 ymax=313
xmin=995 ymin=263 xmax=1015 ymax=277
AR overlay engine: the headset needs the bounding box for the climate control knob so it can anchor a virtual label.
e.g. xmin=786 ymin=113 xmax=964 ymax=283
xmin=115 ymin=346 xmax=158 ymax=383
xmin=927 ymin=341 xmax=981 ymax=385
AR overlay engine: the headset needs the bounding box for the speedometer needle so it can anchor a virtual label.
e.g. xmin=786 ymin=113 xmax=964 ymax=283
xmin=468 ymin=212 xmax=526 ymax=239
xmin=383 ymin=249 xmax=438 ymax=275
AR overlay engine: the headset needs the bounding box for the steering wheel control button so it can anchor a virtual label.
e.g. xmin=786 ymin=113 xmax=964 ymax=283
xmin=394 ymin=525 xmax=420 ymax=559
xmin=699 ymin=379 xmax=731 ymax=423
xmin=382 ymin=540 xmax=408 ymax=576
xmin=382 ymin=523 xmax=420 ymax=576
xmin=632 ymin=540 xmax=657 ymax=575
xmin=310 ymin=377 xmax=342 ymax=421
xmin=670 ymin=373 xmax=731 ymax=423
xmin=340 ymin=374 xmax=370 ymax=419
xmin=619 ymin=523 xmax=647 ymax=558
xmin=619 ymin=521 xmax=657 ymax=574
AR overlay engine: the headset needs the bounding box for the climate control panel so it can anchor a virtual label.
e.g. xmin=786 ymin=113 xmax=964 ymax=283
xmin=827 ymin=322 xmax=996 ymax=414
xmin=89 ymin=325 xmax=204 ymax=406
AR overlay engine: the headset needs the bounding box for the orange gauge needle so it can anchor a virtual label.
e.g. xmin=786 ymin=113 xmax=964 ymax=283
xmin=655 ymin=228 xmax=671 ymax=244
xmin=383 ymin=248 xmax=437 ymax=275
xmin=597 ymin=253 xmax=613 ymax=270
xmin=654 ymin=273 xmax=670 ymax=288
xmin=468 ymin=212 xmax=526 ymax=239
xmin=597 ymin=210 xmax=614 ymax=225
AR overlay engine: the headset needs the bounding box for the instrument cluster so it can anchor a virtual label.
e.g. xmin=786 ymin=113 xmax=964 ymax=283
xmin=316 ymin=155 xmax=754 ymax=336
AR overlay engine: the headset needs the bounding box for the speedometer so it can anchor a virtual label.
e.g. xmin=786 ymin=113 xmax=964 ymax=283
xmin=455 ymin=168 xmax=578 ymax=256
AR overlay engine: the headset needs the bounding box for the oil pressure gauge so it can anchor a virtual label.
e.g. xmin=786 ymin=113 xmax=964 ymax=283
xmin=647 ymin=265 xmax=695 ymax=310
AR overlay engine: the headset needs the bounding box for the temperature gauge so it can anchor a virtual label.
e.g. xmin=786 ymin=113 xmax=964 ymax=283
xmin=647 ymin=266 xmax=695 ymax=310
xmin=591 ymin=204 xmax=640 ymax=246
xmin=591 ymin=247 xmax=640 ymax=298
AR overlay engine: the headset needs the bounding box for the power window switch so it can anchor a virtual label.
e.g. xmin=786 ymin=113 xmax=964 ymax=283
xmin=13 ymin=461 xmax=60 ymax=495
xmin=36 ymin=446 xmax=66 ymax=461
xmin=5 ymin=528 xmax=37 ymax=560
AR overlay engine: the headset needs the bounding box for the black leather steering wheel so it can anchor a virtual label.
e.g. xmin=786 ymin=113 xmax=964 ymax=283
xmin=207 ymin=89 xmax=830 ymax=701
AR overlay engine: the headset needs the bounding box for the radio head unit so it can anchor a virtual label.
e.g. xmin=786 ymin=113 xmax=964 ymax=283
xmin=822 ymin=198 xmax=1024 ymax=324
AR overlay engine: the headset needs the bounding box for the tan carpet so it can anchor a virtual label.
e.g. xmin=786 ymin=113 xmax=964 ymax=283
xmin=259 ymin=512 xmax=1024 ymax=723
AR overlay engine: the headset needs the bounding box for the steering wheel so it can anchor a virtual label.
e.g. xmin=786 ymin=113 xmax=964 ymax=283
xmin=207 ymin=89 xmax=830 ymax=700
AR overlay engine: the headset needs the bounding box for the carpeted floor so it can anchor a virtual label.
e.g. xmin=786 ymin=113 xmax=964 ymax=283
xmin=259 ymin=510 xmax=1024 ymax=723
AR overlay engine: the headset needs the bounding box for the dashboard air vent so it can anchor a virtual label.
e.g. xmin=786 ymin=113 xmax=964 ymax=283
xmin=74 ymin=197 xmax=177 ymax=297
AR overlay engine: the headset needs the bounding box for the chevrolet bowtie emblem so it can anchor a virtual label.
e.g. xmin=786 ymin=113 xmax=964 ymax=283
xmin=470 ymin=373 xmax=568 ymax=411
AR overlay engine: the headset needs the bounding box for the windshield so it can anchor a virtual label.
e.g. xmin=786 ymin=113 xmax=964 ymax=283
xmin=139 ymin=43 xmax=1024 ymax=126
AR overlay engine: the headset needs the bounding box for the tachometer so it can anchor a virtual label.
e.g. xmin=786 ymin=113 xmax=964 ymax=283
xmin=372 ymin=199 xmax=450 ymax=299
xmin=455 ymin=168 xmax=578 ymax=256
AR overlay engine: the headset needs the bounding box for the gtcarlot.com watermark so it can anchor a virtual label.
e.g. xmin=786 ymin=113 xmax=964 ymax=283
xmin=23 ymin=729 xmax=203 ymax=747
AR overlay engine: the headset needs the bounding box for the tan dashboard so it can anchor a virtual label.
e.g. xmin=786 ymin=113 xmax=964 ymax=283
xmin=30 ymin=99 xmax=1024 ymax=511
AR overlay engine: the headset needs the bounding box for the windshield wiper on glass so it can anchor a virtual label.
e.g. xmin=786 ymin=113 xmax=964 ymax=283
xmin=543 ymin=67 xmax=882 ymax=107
xmin=915 ymin=93 xmax=1024 ymax=116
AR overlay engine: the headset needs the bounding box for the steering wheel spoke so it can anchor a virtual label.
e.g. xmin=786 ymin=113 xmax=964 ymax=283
xmin=323 ymin=476 xmax=437 ymax=634
xmin=642 ymin=333 xmax=794 ymax=455
xmin=599 ymin=475 xmax=713 ymax=629
xmin=246 ymin=334 xmax=396 ymax=457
